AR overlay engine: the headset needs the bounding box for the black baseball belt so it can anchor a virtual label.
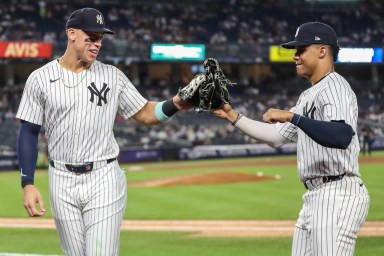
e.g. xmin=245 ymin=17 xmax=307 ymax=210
xmin=49 ymin=158 xmax=116 ymax=174
xmin=303 ymin=174 xmax=346 ymax=190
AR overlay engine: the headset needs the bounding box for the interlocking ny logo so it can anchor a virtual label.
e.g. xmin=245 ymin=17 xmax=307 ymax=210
xmin=88 ymin=82 xmax=110 ymax=106
xmin=303 ymin=102 xmax=316 ymax=119
xmin=96 ymin=14 xmax=103 ymax=24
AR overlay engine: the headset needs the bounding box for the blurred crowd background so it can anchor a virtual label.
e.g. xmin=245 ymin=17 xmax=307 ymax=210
xmin=0 ymin=0 xmax=383 ymax=157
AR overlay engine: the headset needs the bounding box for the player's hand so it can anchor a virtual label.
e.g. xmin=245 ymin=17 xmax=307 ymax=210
xmin=211 ymin=103 xmax=239 ymax=123
xmin=172 ymin=95 xmax=194 ymax=110
xmin=263 ymin=108 xmax=294 ymax=124
xmin=23 ymin=185 xmax=46 ymax=217
xmin=176 ymin=74 xmax=206 ymax=110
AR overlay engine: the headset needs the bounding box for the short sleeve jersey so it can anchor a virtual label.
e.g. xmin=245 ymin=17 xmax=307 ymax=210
xmin=16 ymin=59 xmax=147 ymax=163
xmin=275 ymin=72 xmax=360 ymax=181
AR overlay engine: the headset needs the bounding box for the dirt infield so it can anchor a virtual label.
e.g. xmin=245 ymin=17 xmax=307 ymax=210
xmin=128 ymin=155 xmax=382 ymax=188
xmin=130 ymin=172 xmax=278 ymax=187
xmin=0 ymin=218 xmax=383 ymax=237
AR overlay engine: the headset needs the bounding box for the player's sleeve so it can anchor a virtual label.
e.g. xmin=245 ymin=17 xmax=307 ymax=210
xmin=16 ymin=72 xmax=45 ymax=125
xmin=116 ymin=70 xmax=148 ymax=119
xmin=290 ymin=113 xmax=354 ymax=149
xmin=275 ymin=106 xmax=298 ymax=142
xmin=290 ymin=81 xmax=356 ymax=149
xmin=18 ymin=120 xmax=41 ymax=188
xmin=235 ymin=116 xmax=290 ymax=148
xmin=317 ymin=78 xmax=356 ymax=124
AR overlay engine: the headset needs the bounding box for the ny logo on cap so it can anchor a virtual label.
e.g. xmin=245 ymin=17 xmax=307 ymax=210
xmin=295 ymin=27 xmax=300 ymax=37
xmin=96 ymin=14 xmax=103 ymax=24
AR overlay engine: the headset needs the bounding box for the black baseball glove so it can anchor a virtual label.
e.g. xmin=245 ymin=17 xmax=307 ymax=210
xmin=198 ymin=58 xmax=233 ymax=112
xmin=177 ymin=74 xmax=206 ymax=107
xmin=177 ymin=58 xmax=234 ymax=112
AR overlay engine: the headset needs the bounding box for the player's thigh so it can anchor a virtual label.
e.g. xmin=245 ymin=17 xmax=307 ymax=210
xmin=49 ymin=166 xmax=87 ymax=255
xmin=311 ymin=177 xmax=369 ymax=256
xmin=292 ymin=226 xmax=312 ymax=256
xmin=335 ymin=176 xmax=369 ymax=255
xmin=83 ymin=162 xmax=127 ymax=255
xmin=292 ymin=197 xmax=312 ymax=256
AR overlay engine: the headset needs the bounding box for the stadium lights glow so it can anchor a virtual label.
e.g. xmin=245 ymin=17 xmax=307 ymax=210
xmin=337 ymin=48 xmax=383 ymax=63
xmin=150 ymin=44 xmax=205 ymax=61
xmin=269 ymin=46 xmax=383 ymax=63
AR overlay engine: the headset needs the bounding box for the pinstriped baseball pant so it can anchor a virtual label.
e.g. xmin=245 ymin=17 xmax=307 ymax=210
xmin=49 ymin=160 xmax=127 ymax=256
xmin=292 ymin=175 xmax=370 ymax=256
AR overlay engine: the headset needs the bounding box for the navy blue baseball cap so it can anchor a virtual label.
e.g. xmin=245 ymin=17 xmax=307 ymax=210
xmin=281 ymin=22 xmax=338 ymax=49
xmin=66 ymin=8 xmax=115 ymax=34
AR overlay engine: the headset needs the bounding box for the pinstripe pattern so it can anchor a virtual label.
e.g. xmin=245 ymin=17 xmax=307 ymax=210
xmin=276 ymin=72 xmax=360 ymax=181
xmin=16 ymin=59 xmax=147 ymax=255
xmin=275 ymin=72 xmax=369 ymax=255
xmin=16 ymin=59 xmax=147 ymax=163
xmin=49 ymin=161 xmax=127 ymax=255
xmin=292 ymin=176 xmax=369 ymax=256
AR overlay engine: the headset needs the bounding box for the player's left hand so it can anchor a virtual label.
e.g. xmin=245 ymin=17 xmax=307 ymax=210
xmin=176 ymin=74 xmax=206 ymax=110
xmin=172 ymin=95 xmax=195 ymax=110
xmin=263 ymin=108 xmax=294 ymax=124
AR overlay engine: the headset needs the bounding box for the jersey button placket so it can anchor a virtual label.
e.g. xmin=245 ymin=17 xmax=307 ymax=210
xmin=71 ymin=86 xmax=82 ymax=162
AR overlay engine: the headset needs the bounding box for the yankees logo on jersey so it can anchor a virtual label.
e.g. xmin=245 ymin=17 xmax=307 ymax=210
xmin=276 ymin=72 xmax=360 ymax=181
xmin=88 ymin=82 xmax=110 ymax=106
xmin=302 ymin=101 xmax=316 ymax=119
xmin=17 ymin=59 xmax=147 ymax=164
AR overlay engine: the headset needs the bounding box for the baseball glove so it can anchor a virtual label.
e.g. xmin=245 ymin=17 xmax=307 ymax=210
xmin=177 ymin=74 xmax=206 ymax=107
xmin=198 ymin=58 xmax=233 ymax=112
xmin=177 ymin=58 xmax=234 ymax=112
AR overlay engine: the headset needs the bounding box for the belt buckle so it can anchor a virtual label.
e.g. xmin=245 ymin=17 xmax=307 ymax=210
xmin=78 ymin=163 xmax=93 ymax=174
xmin=71 ymin=164 xmax=83 ymax=175
xmin=322 ymin=176 xmax=329 ymax=184
xmin=67 ymin=163 xmax=93 ymax=174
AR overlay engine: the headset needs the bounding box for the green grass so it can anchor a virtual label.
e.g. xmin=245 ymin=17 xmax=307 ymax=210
xmin=0 ymin=228 xmax=383 ymax=256
xmin=125 ymin=164 xmax=303 ymax=220
xmin=0 ymin=154 xmax=383 ymax=220
xmin=0 ymin=228 xmax=62 ymax=254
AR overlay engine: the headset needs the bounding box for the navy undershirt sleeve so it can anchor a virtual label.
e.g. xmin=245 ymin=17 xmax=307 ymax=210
xmin=290 ymin=113 xmax=354 ymax=149
xmin=17 ymin=120 xmax=41 ymax=187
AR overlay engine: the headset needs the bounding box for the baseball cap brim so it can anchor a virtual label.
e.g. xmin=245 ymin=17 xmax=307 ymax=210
xmin=69 ymin=26 xmax=115 ymax=34
xmin=83 ymin=27 xmax=115 ymax=35
xmin=281 ymin=41 xmax=311 ymax=49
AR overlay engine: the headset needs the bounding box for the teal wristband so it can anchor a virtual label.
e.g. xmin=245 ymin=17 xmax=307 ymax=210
xmin=296 ymin=115 xmax=302 ymax=125
xmin=155 ymin=101 xmax=170 ymax=122
xmin=290 ymin=113 xmax=302 ymax=126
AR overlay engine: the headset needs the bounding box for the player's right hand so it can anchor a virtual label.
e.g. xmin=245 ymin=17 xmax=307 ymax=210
xmin=23 ymin=185 xmax=46 ymax=217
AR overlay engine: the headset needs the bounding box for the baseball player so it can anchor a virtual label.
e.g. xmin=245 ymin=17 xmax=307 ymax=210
xmin=213 ymin=22 xmax=370 ymax=255
xmin=16 ymin=8 xmax=203 ymax=256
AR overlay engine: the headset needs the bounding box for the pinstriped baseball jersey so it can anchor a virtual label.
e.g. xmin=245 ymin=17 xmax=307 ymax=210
xmin=275 ymin=72 xmax=360 ymax=181
xmin=16 ymin=59 xmax=147 ymax=163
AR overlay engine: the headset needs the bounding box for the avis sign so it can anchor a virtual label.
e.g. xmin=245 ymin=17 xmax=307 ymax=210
xmin=0 ymin=41 xmax=52 ymax=58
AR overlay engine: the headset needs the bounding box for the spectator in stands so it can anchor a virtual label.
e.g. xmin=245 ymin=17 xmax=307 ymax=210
xmin=361 ymin=125 xmax=374 ymax=156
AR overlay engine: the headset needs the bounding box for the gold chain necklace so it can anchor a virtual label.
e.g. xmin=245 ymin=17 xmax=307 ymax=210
xmin=59 ymin=59 xmax=88 ymax=88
